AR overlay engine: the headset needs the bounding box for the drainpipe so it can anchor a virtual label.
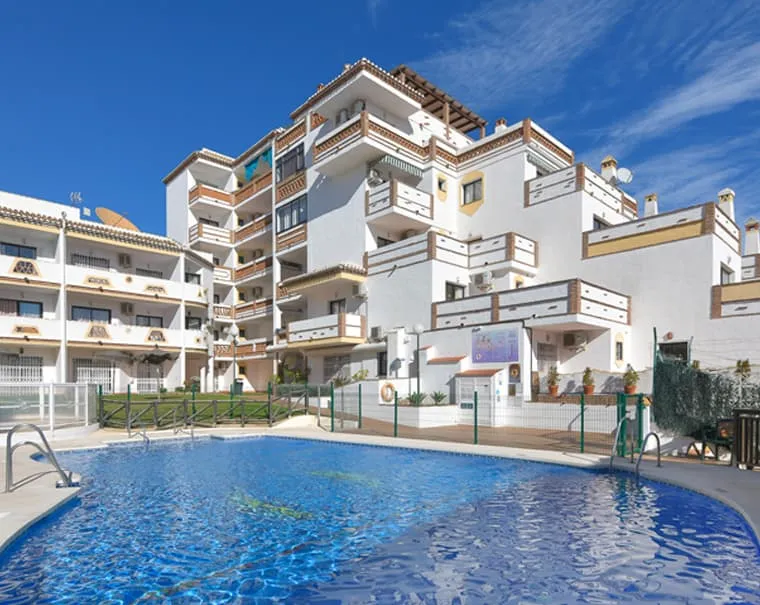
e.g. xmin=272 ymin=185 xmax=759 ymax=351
xmin=59 ymin=213 xmax=68 ymax=383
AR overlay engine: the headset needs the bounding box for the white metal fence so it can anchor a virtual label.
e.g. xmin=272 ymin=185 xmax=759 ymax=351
xmin=0 ymin=383 xmax=97 ymax=433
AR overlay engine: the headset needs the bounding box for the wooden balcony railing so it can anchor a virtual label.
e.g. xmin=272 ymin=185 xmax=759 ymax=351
xmin=189 ymin=223 xmax=232 ymax=245
xmin=213 ymin=304 xmax=234 ymax=320
xmin=235 ymin=257 xmax=272 ymax=281
xmin=188 ymin=184 xmax=233 ymax=206
xmin=276 ymin=224 xmax=307 ymax=252
xmin=235 ymin=298 xmax=274 ymax=320
xmin=235 ymin=214 xmax=272 ymax=243
xmin=234 ymin=172 xmax=273 ymax=205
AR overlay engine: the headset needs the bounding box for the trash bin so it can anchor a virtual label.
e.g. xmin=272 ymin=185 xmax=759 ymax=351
xmin=233 ymin=380 xmax=243 ymax=395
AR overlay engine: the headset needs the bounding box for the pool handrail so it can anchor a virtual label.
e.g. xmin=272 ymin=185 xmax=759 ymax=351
xmin=5 ymin=423 xmax=75 ymax=493
xmin=635 ymin=432 xmax=662 ymax=478
xmin=609 ymin=414 xmax=631 ymax=471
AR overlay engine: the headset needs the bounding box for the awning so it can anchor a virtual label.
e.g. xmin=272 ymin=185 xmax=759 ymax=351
xmin=370 ymin=154 xmax=423 ymax=179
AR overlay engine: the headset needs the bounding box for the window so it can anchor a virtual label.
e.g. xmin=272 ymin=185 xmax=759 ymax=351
xmin=198 ymin=217 xmax=219 ymax=227
xmin=529 ymin=159 xmax=549 ymax=178
xmin=185 ymin=272 xmax=201 ymax=285
xmin=377 ymin=236 xmax=394 ymax=248
xmin=72 ymin=306 xmax=111 ymax=323
xmin=276 ymin=195 xmax=307 ymax=233
xmin=615 ymin=341 xmax=624 ymax=362
xmin=1 ymin=242 xmax=36 ymax=259
xmin=238 ymin=365 xmax=246 ymax=376
xmin=238 ymin=291 xmax=246 ymax=302
xmin=238 ymin=255 xmax=245 ymax=264
xmin=377 ymin=351 xmax=388 ymax=378
xmin=437 ymin=177 xmax=447 ymax=192
xmin=445 ymin=282 xmax=465 ymax=301
xmin=275 ymin=144 xmax=304 ymax=183
xmin=213 ymin=257 xmax=220 ymax=266
xmin=592 ymin=216 xmax=610 ymax=231
xmin=324 ymin=355 xmax=350 ymax=383
xmin=462 ymin=178 xmax=483 ymax=205
xmin=239 ymin=329 xmax=246 ymax=339
xmin=213 ymin=330 xmax=220 ymax=341
xmin=238 ymin=217 xmax=245 ymax=227
xmin=0 ymin=299 xmax=42 ymax=317
xmin=186 ymin=316 xmax=202 ymax=330
xmin=329 ymin=298 xmax=346 ymax=315
xmin=213 ymin=294 xmax=220 ymax=304
xmin=71 ymin=253 xmax=109 ymax=270
xmin=721 ymin=265 xmax=734 ymax=285
xmin=136 ymin=315 xmax=163 ymax=328
xmin=515 ymin=278 xmax=524 ymax=289
xmin=136 ymin=268 xmax=163 ymax=279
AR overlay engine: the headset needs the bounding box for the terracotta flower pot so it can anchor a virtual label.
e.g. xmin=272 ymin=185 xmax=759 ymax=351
xmin=548 ymin=385 xmax=559 ymax=397
xmin=583 ymin=385 xmax=594 ymax=396
xmin=624 ymin=385 xmax=637 ymax=395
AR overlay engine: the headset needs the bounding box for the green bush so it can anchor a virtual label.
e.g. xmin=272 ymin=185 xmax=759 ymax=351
xmin=431 ymin=391 xmax=447 ymax=405
xmin=408 ymin=392 xmax=426 ymax=406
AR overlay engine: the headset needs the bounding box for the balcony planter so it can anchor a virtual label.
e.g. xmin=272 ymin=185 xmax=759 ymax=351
xmin=582 ymin=367 xmax=595 ymax=396
xmin=547 ymin=366 xmax=559 ymax=397
xmin=623 ymin=364 xmax=639 ymax=395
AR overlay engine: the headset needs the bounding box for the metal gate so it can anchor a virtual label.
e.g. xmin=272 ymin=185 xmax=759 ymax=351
xmin=73 ymin=358 xmax=115 ymax=394
xmin=456 ymin=376 xmax=493 ymax=424
xmin=135 ymin=364 xmax=164 ymax=394
xmin=0 ymin=354 xmax=43 ymax=383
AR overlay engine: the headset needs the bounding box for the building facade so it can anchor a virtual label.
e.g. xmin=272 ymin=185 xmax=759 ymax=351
xmin=0 ymin=191 xmax=213 ymax=393
xmin=161 ymin=58 xmax=760 ymax=408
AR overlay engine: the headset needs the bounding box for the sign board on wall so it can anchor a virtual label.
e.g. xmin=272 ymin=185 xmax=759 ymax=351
xmin=472 ymin=328 xmax=519 ymax=363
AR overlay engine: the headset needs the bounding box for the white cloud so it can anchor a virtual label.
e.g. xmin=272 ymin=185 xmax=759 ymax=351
xmin=410 ymin=0 xmax=630 ymax=109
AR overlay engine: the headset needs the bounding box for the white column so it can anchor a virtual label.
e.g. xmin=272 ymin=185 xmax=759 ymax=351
xmin=207 ymin=356 xmax=215 ymax=393
xmin=58 ymin=220 xmax=68 ymax=382
xmin=179 ymin=252 xmax=187 ymax=388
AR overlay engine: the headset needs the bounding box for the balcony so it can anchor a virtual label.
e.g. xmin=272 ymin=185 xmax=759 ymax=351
xmin=0 ymin=316 xmax=61 ymax=345
xmin=214 ymin=339 xmax=270 ymax=360
xmin=234 ymin=172 xmax=273 ymax=207
xmin=468 ymin=233 xmax=538 ymax=272
xmin=0 ymin=254 xmax=61 ymax=289
xmin=432 ymin=279 xmax=630 ymax=330
xmin=287 ymin=313 xmax=366 ymax=349
xmin=711 ymin=280 xmax=760 ymax=319
xmin=188 ymin=184 xmax=233 ymax=208
xmin=213 ymin=266 xmax=234 ymax=283
xmin=184 ymin=329 xmax=207 ymax=351
xmin=67 ymin=321 xmax=186 ymax=351
xmin=235 ymin=213 xmax=272 ymax=244
xmin=235 ymin=298 xmax=273 ymax=321
xmin=276 ymin=224 xmax=307 ymax=253
xmin=66 ymin=264 xmax=185 ymax=304
xmin=742 ymin=255 xmax=760 ymax=281
xmin=188 ymin=223 xmax=233 ymax=248
xmin=235 ymin=257 xmax=272 ymax=283
xmin=213 ymin=304 xmax=234 ymax=321
xmin=366 ymin=180 xmax=433 ymax=231
xmin=583 ymin=203 xmax=739 ymax=259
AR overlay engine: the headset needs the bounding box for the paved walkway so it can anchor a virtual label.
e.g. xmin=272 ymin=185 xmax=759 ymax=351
xmin=2 ymin=416 xmax=760 ymax=556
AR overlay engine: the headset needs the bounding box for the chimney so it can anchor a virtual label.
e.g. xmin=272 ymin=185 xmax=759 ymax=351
xmin=746 ymin=217 xmax=760 ymax=255
xmin=343 ymin=63 xmax=352 ymax=72
xmin=601 ymin=155 xmax=617 ymax=183
xmin=316 ymin=83 xmax=325 ymax=91
xmin=718 ymin=188 xmax=736 ymax=221
xmin=644 ymin=193 xmax=659 ymax=217
xmin=494 ymin=118 xmax=508 ymax=134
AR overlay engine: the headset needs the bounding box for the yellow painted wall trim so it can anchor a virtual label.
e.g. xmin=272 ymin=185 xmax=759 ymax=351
xmin=287 ymin=336 xmax=365 ymax=350
xmin=0 ymin=338 xmax=60 ymax=347
xmin=586 ymin=221 xmax=703 ymax=258
xmin=721 ymin=280 xmax=760 ymax=303
xmin=0 ymin=277 xmax=60 ymax=290
xmin=0 ymin=218 xmax=58 ymax=233
xmin=459 ymin=170 xmax=485 ymax=216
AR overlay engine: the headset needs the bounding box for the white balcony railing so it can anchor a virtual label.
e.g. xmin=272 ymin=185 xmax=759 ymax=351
xmin=67 ymin=321 xmax=185 ymax=348
xmin=213 ymin=266 xmax=234 ymax=282
xmin=189 ymin=223 xmax=232 ymax=246
xmin=0 ymin=316 xmax=61 ymax=342
xmin=0 ymin=254 xmax=61 ymax=286
xmin=367 ymin=180 xmax=433 ymax=222
xmin=66 ymin=264 xmax=186 ymax=301
xmin=287 ymin=313 xmax=365 ymax=345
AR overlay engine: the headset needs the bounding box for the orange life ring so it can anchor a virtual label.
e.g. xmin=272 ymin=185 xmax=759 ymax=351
xmin=381 ymin=382 xmax=395 ymax=403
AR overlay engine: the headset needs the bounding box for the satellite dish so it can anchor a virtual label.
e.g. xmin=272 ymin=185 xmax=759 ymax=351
xmin=616 ymin=167 xmax=633 ymax=184
xmin=95 ymin=207 xmax=140 ymax=232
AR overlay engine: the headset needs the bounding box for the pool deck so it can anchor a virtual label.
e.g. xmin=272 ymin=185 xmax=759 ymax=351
xmin=2 ymin=416 xmax=760 ymax=554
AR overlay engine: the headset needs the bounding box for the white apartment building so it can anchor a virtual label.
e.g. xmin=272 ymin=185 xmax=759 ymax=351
xmin=164 ymin=58 xmax=760 ymax=410
xmin=0 ymin=191 xmax=213 ymax=393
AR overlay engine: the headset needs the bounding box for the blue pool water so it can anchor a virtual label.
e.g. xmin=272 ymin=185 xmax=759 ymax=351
xmin=1 ymin=437 xmax=759 ymax=604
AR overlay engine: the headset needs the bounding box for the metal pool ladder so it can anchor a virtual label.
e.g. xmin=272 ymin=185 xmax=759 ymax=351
xmin=635 ymin=432 xmax=662 ymax=478
xmin=5 ymin=423 xmax=78 ymax=493
xmin=609 ymin=414 xmax=636 ymax=470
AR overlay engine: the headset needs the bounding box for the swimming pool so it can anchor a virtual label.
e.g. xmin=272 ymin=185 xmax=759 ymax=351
xmin=0 ymin=436 xmax=759 ymax=603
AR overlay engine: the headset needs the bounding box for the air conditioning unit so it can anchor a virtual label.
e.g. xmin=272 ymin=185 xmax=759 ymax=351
xmin=336 ymin=108 xmax=349 ymax=125
xmin=118 ymin=253 xmax=132 ymax=268
xmin=370 ymin=326 xmax=385 ymax=342
xmin=352 ymin=283 xmax=368 ymax=299
xmin=252 ymin=287 xmax=263 ymax=298
xmin=367 ymin=168 xmax=385 ymax=187
xmin=563 ymin=332 xmax=587 ymax=348
xmin=121 ymin=302 xmax=134 ymax=315
xmin=253 ymin=249 xmax=265 ymax=259
xmin=472 ymin=270 xmax=494 ymax=291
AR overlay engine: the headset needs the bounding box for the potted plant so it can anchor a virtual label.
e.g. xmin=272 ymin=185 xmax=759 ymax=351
xmin=432 ymin=391 xmax=447 ymax=405
xmin=582 ymin=367 xmax=595 ymax=396
xmin=623 ymin=364 xmax=639 ymax=395
xmin=547 ymin=366 xmax=560 ymax=397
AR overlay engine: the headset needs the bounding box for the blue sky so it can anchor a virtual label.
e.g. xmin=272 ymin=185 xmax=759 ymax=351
xmin=1 ymin=0 xmax=759 ymax=236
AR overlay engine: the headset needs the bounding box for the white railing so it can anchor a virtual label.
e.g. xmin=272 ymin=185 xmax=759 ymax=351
xmin=587 ymin=205 xmax=703 ymax=247
xmin=189 ymin=223 xmax=232 ymax=245
xmin=67 ymin=321 xmax=185 ymax=348
xmin=67 ymin=264 xmax=186 ymax=301
xmin=0 ymin=316 xmax=61 ymax=342
xmin=0 ymin=254 xmax=61 ymax=285
xmin=0 ymin=383 xmax=96 ymax=432
xmin=288 ymin=313 xmax=365 ymax=344
xmin=367 ymin=181 xmax=433 ymax=219
xmin=213 ymin=266 xmax=233 ymax=282
xmin=133 ymin=378 xmax=165 ymax=394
